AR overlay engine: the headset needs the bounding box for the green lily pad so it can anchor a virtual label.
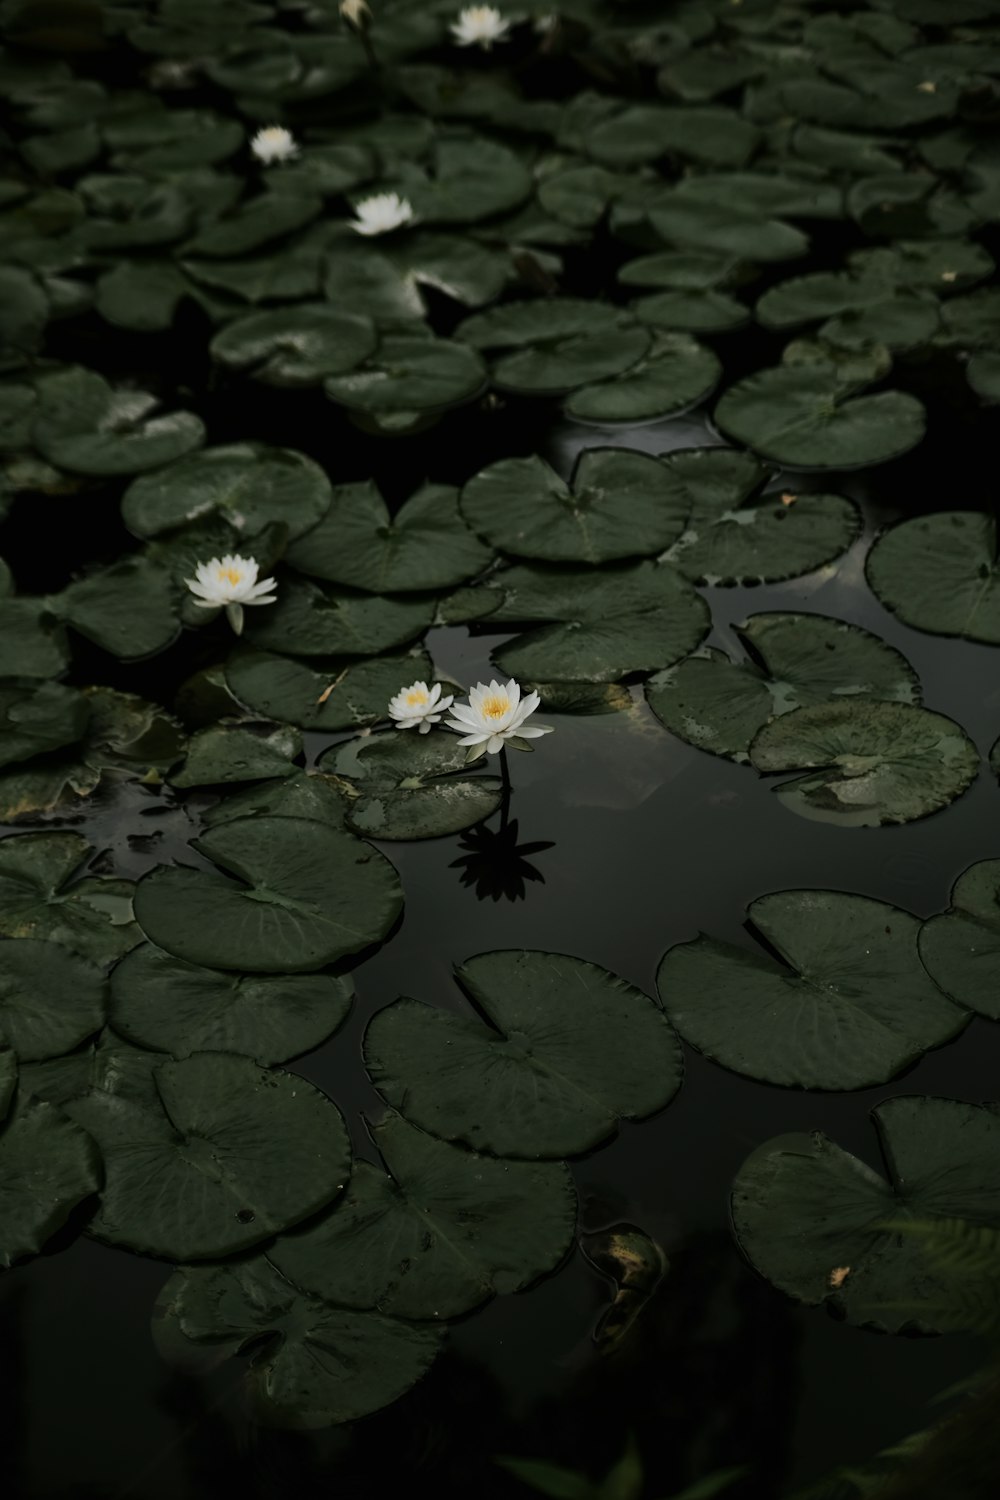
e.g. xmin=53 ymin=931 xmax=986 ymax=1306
xmin=866 ymin=512 xmax=1000 ymax=643
xmin=0 ymin=680 xmax=88 ymax=768
xmin=110 ymin=943 xmax=352 ymax=1064
xmin=461 ymin=449 xmax=687 ymax=565
xmin=0 ymin=832 xmax=139 ymax=967
xmin=244 ymin=578 xmax=435 ymax=658
xmin=67 ymin=1051 xmax=351 ymax=1260
xmin=134 ymin=816 xmax=402 ymax=973
xmin=457 ymin=300 xmax=649 ymax=396
xmin=365 ymin=951 xmax=683 ymax=1158
xmin=55 ymin=558 xmax=179 ymax=660
xmin=630 ymin=289 xmax=750 ymax=335
xmin=201 ymin=773 xmax=347 ymax=832
xmin=0 ymin=1049 xmax=14 ymax=1120
xmin=169 ymin=723 xmax=301 ymax=789
xmin=395 ymin=134 xmax=532 ymax=224
xmin=122 ymin=445 xmax=332 ymax=541
xmin=183 ymin=192 xmax=322 ymax=258
xmin=617 ymin=251 xmax=741 ymax=291
xmin=968 ymin=352 xmax=1000 ymax=400
xmin=918 ymin=861 xmax=1000 ymax=1022
xmin=79 ymin=179 xmax=193 ymax=251
xmin=0 ymin=939 xmax=106 ymax=1061
xmin=33 ymin=368 xmax=205 ymax=477
xmin=849 ymin=239 xmax=995 ymax=292
xmin=488 ymin=562 xmax=710 ymax=683
xmin=0 ymin=600 xmax=70 ymax=679
xmin=757 ymin=272 xmax=905 ymax=329
xmin=586 ymin=105 xmax=759 ymax=169
xmin=0 ymin=1095 xmax=102 ymax=1269
xmin=647 ymin=613 xmax=918 ymax=762
xmin=715 ymin=366 xmax=926 ymax=469
xmin=324 ymin=336 xmax=486 ymax=416
xmin=658 ymin=891 xmax=966 ymax=1090
xmin=285 ymin=481 xmax=491 ymax=593
xmin=323 ymin=732 xmax=502 ymax=841
xmin=749 ymin=701 xmax=980 ymax=827
xmin=271 ymin=1111 xmax=576 ymax=1319
xmin=154 ymin=1256 xmax=444 ymax=1427
xmin=95 ymin=262 xmax=188 ymax=333
xmin=264 ymin=143 xmax=375 ymax=199
xmin=731 ymin=1096 xmax=1000 ymax=1333
xmin=226 ymin=648 xmax=432 ymax=732
xmin=183 ymin=247 xmax=322 ymax=306
xmin=647 ymin=197 xmax=809 ymax=263
xmin=564 ymin=332 xmax=722 ymax=422
xmin=210 ymin=306 xmax=377 ymax=386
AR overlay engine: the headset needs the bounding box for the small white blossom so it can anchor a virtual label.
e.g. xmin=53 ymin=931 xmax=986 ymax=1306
xmin=185 ymin=554 xmax=278 ymax=636
xmin=388 ymin=681 xmax=454 ymax=734
xmin=444 ymin=678 xmax=553 ymax=755
xmin=348 ymin=191 xmax=415 ymax=236
xmin=250 ymin=126 xmax=299 ymax=165
xmin=340 ymin=0 xmax=372 ymax=27
xmin=450 ymin=5 xmax=511 ymax=49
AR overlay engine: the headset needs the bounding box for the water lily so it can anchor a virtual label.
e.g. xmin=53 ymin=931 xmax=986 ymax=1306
xmin=450 ymin=5 xmax=511 ymax=49
xmin=348 ymin=191 xmax=415 ymax=236
xmin=185 ymin=554 xmax=278 ymax=635
xmin=388 ymin=681 xmax=454 ymax=733
xmin=444 ymin=678 xmax=553 ymax=755
xmin=250 ymin=125 xmax=299 ymax=165
xmin=340 ymin=0 xmax=372 ymax=26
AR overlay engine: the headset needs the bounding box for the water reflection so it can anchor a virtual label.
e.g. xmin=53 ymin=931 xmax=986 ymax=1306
xmin=450 ymin=814 xmax=556 ymax=903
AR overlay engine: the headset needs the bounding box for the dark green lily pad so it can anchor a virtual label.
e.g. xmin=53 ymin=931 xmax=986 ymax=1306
xmin=95 ymin=262 xmax=187 ymax=333
xmin=866 ymin=512 xmax=1000 ymax=643
xmin=210 ymin=306 xmax=377 ymax=386
xmin=183 ymin=193 xmax=321 ymax=258
xmin=201 ymin=773 xmax=347 ymax=832
xmin=461 ymin=449 xmax=686 ymax=565
xmin=0 ymin=831 xmax=139 ymax=967
xmin=244 ymin=578 xmax=435 ymax=658
xmin=658 ymin=891 xmax=966 ymax=1090
xmin=0 ymin=1095 xmax=102 ymax=1269
xmin=564 ymin=333 xmax=721 ymax=422
xmin=324 ymin=336 xmax=486 ymax=416
xmin=0 ymin=680 xmax=88 ymax=769
xmin=457 ymin=300 xmax=649 ymax=397
xmin=0 ymin=939 xmax=106 ymax=1061
xmin=919 ymin=861 xmax=1000 ymax=1021
xmin=731 ymin=1096 xmax=1000 ymax=1333
xmin=586 ymin=105 xmax=759 ymax=169
xmin=849 ymin=238 xmax=995 ymax=292
xmin=646 ymin=613 xmax=918 ymax=762
xmin=134 ymin=816 xmax=402 ymax=973
xmin=55 ymin=558 xmax=179 ymax=660
xmin=0 ymin=600 xmax=70 ymax=679
xmin=395 ymin=134 xmax=532 ymax=224
xmin=648 ymin=197 xmax=809 ymax=263
xmin=488 ymin=562 xmax=710 ymax=683
xmin=271 ymin=1111 xmax=576 ymax=1319
xmin=67 ymin=1051 xmax=351 ymax=1260
xmin=154 ymin=1256 xmax=444 ymax=1427
xmin=183 ymin=247 xmax=322 ymax=306
xmin=756 ymin=272 xmax=906 ymax=329
xmin=169 ymin=723 xmax=301 ymax=789
xmin=715 ymin=366 xmax=926 ymax=469
xmin=286 ymin=481 xmax=491 ymax=593
xmin=968 ymin=353 xmax=1000 ymax=400
xmin=750 ymin=701 xmax=980 ymax=827
xmin=631 ymin=289 xmax=750 ymax=335
xmin=122 ymin=445 xmax=331 ymax=541
xmin=323 ymin=732 xmax=502 ymax=841
xmin=226 ymin=648 xmax=432 ymax=732
xmin=33 ymin=368 xmax=205 ymax=477
xmin=0 ymin=1049 xmax=14 ymax=1120
xmin=110 ymin=943 xmax=352 ymax=1064
xmin=365 ymin=951 xmax=683 ymax=1158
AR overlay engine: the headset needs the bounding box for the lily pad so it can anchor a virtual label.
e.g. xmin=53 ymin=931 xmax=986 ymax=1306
xmin=849 ymin=238 xmax=995 ymax=292
xmin=866 ymin=512 xmax=1000 ymax=644
xmin=122 ymin=445 xmax=332 ymax=541
xmin=457 ymin=300 xmax=649 ymax=396
xmin=226 ymin=648 xmax=432 ymax=732
xmin=154 ymin=1256 xmax=444 ymax=1427
xmin=210 ymin=306 xmax=377 ymax=386
xmin=918 ymin=861 xmax=1000 ymax=1021
xmin=169 ymin=724 xmax=301 ymax=789
xmin=564 ymin=333 xmax=722 ymax=422
xmin=749 ymin=701 xmax=980 ymax=827
xmin=461 ymin=449 xmax=687 ymax=565
xmin=110 ymin=944 xmax=352 ymax=1064
xmin=324 ymin=336 xmax=486 ymax=416
xmin=55 ymin=558 xmax=179 ymax=660
xmin=285 ymin=481 xmax=491 ymax=593
xmin=586 ymin=105 xmax=759 ymax=170
xmin=201 ymin=773 xmax=347 ymax=832
xmin=0 ymin=600 xmax=70 ymax=679
xmin=488 ymin=562 xmax=710 ymax=683
xmin=394 ymin=134 xmax=532 ymax=224
xmin=271 ymin=1111 xmax=576 ymax=1319
xmin=658 ymin=891 xmax=967 ymax=1089
xmin=322 ymin=732 xmax=502 ymax=841
xmin=244 ymin=578 xmax=435 ymax=658
xmin=731 ymin=1096 xmax=1000 ymax=1333
xmin=0 ymin=680 xmax=88 ymax=768
xmin=0 ymin=1049 xmax=13 ymax=1120
xmin=0 ymin=832 xmax=139 ymax=967
xmin=0 ymin=939 xmax=106 ymax=1061
xmin=647 ymin=197 xmax=809 ymax=263
xmin=715 ymin=366 xmax=926 ymax=469
xmin=33 ymin=368 xmax=204 ymax=477
xmin=133 ymin=816 xmax=402 ymax=973
xmin=0 ymin=1095 xmax=102 ymax=1269
xmin=95 ymin=262 xmax=188 ymax=333
xmin=183 ymin=193 xmax=321 ymax=258
xmin=968 ymin=353 xmax=1000 ymax=400
xmin=646 ymin=613 xmax=918 ymax=762
xmin=365 ymin=951 xmax=683 ymax=1158
xmin=67 ymin=1051 xmax=351 ymax=1260
xmin=630 ymin=289 xmax=750 ymax=335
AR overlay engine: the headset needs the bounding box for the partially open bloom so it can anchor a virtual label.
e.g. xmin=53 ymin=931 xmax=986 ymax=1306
xmin=185 ymin=554 xmax=278 ymax=635
xmin=388 ymin=681 xmax=454 ymax=733
xmin=444 ymin=678 xmax=553 ymax=755
xmin=450 ymin=5 xmax=511 ymax=49
xmin=348 ymin=192 xmax=414 ymax=236
xmin=250 ymin=126 xmax=299 ymax=165
xmin=340 ymin=0 xmax=372 ymax=28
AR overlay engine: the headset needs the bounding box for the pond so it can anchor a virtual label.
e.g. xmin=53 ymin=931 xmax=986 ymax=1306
xmin=2 ymin=1 xmax=1000 ymax=1498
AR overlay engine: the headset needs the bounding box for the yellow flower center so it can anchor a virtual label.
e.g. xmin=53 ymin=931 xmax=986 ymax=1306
xmin=406 ymin=690 xmax=428 ymax=706
xmin=481 ymin=694 xmax=509 ymax=720
xmin=218 ymin=566 xmax=243 ymax=586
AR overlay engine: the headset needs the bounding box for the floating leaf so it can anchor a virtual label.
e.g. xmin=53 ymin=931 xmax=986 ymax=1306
xmin=169 ymin=723 xmax=301 ymax=788
xmin=0 ymin=680 xmax=88 ymax=769
xmin=183 ymin=193 xmax=321 ymax=258
xmin=271 ymin=1111 xmax=576 ymax=1319
xmin=201 ymin=773 xmax=347 ymax=831
xmin=211 ymin=306 xmax=377 ymax=386
xmin=122 ymin=445 xmax=331 ymax=541
xmin=968 ymin=352 xmax=1000 ymax=400
xmin=226 ymin=648 xmax=431 ymax=732
xmin=244 ymin=578 xmax=435 ymax=658
xmin=395 ymin=134 xmax=532 ymax=224
xmin=564 ymin=333 xmax=721 ymax=423
xmin=749 ymin=701 xmax=979 ymax=827
xmin=0 ymin=600 xmax=70 ymax=679
xmin=646 ymin=613 xmax=917 ymax=762
xmin=0 ymin=1096 xmax=101 ymax=1269
xmin=630 ymin=289 xmax=749 ymax=335
xmin=866 ymin=512 xmax=1000 ymax=643
xmin=731 ymin=1097 xmax=1000 ymax=1333
xmin=110 ymin=944 xmax=352 ymax=1064
xmin=365 ymin=951 xmax=683 ymax=1158
xmin=33 ymin=368 xmax=204 ymax=477
xmin=0 ymin=832 xmax=139 ymax=967
xmin=134 ymin=816 xmax=402 ymax=973
xmin=67 ymin=1051 xmax=351 ymax=1260
xmin=95 ymin=262 xmax=187 ymax=333
xmin=55 ymin=558 xmax=179 ymax=660
xmin=849 ymin=238 xmax=995 ymax=292
xmin=587 ymin=105 xmax=759 ymax=169
xmin=919 ymin=861 xmax=1000 ymax=1022
xmin=324 ymin=336 xmax=486 ymax=416
xmin=323 ymin=732 xmax=502 ymax=841
xmin=658 ymin=891 xmax=966 ymax=1089
xmin=457 ymin=300 xmax=649 ymax=396
xmin=647 ymin=197 xmax=809 ymax=263
xmin=0 ymin=939 xmax=106 ymax=1061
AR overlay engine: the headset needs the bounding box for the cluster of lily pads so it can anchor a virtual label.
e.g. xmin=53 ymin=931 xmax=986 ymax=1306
xmin=2 ymin=0 xmax=1000 ymax=1451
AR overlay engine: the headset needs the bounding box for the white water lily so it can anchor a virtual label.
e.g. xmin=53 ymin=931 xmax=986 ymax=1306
xmin=340 ymin=0 xmax=372 ymax=26
xmin=185 ymin=554 xmax=278 ymax=635
xmin=444 ymin=678 xmax=553 ymax=755
xmin=388 ymin=681 xmax=454 ymax=733
xmin=450 ymin=4 xmax=511 ymax=49
xmin=348 ymin=191 xmax=415 ymax=236
xmin=250 ymin=125 xmax=299 ymax=165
